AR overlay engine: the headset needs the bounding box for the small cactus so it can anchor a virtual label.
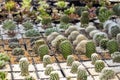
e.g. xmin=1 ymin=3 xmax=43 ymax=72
xmin=100 ymin=39 xmax=108 ymax=50
xmin=89 ymin=30 xmax=100 ymax=38
xmin=0 ymin=71 xmax=6 ymax=80
xmin=23 ymin=21 xmax=33 ymax=30
xmin=50 ymin=71 xmax=60 ymax=80
xmin=111 ymin=51 xmax=120 ymax=63
xmin=43 ymin=55 xmax=52 ymax=67
xmin=19 ymin=58 xmax=29 ymax=76
xmin=95 ymin=60 xmax=105 ymax=72
xmin=67 ymin=55 xmax=75 ymax=66
xmin=65 ymin=26 xmax=78 ymax=36
xmin=25 ymin=29 xmax=40 ymax=37
xmin=70 ymin=61 xmax=80 ymax=73
xmin=47 ymin=32 xmax=59 ymax=43
xmin=25 ymin=76 xmax=35 ymax=80
xmin=85 ymin=25 xmax=96 ymax=33
xmin=44 ymin=64 xmax=54 ymax=75
xmin=0 ymin=60 xmax=6 ymax=69
xmin=60 ymin=15 xmax=70 ymax=24
xmin=68 ymin=31 xmax=79 ymax=41
xmin=116 ymin=33 xmax=120 ymax=46
xmin=91 ymin=53 xmax=100 ymax=64
xmin=12 ymin=48 xmax=24 ymax=55
xmin=9 ymin=42 xmax=21 ymax=49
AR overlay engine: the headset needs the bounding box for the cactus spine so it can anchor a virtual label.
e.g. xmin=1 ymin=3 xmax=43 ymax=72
xmin=43 ymin=55 xmax=52 ymax=67
xmin=50 ymin=71 xmax=60 ymax=80
xmin=67 ymin=55 xmax=75 ymax=66
xmin=91 ymin=53 xmax=100 ymax=64
xmin=45 ymin=64 xmax=54 ymax=75
xmin=19 ymin=58 xmax=29 ymax=76
xmin=95 ymin=60 xmax=105 ymax=72
xmin=111 ymin=51 xmax=120 ymax=63
xmin=70 ymin=61 xmax=80 ymax=73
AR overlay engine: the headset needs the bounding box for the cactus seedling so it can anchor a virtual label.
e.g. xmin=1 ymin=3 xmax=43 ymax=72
xmin=91 ymin=53 xmax=100 ymax=64
xmin=111 ymin=52 xmax=120 ymax=63
xmin=50 ymin=71 xmax=60 ymax=80
xmin=70 ymin=61 xmax=80 ymax=73
xmin=67 ymin=55 xmax=75 ymax=66
xmin=43 ymin=55 xmax=52 ymax=67
xmin=95 ymin=60 xmax=105 ymax=72
xmin=45 ymin=64 xmax=54 ymax=75
xmin=12 ymin=48 xmax=24 ymax=55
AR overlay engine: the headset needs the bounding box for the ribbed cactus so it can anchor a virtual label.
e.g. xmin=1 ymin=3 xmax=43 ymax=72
xmin=43 ymin=55 xmax=52 ymax=67
xmin=85 ymin=25 xmax=96 ymax=33
xmin=113 ymin=3 xmax=120 ymax=16
xmin=19 ymin=58 xmax=29 ymax=76
xmin=111 ymin=52 xmax=120 ymax=63
xmin=25 ymin=76 xmax=35 ymax=80
xmin=100 ymin=39 xmax=108 ymax=50
xmin=47 ymin=32 xmax=59 ymax=43
xmin=68 ymin=31 xmax=79 ymax=41
xmin=50 ymin=71 xmax=60 ymax=80
xmin=65 ymin=26 xmax=78 ymax=36
xmin=70 ymin=61 xmax=80 ymax=73
xmin=67 ymin=55 xmax=75 ymax=66
xmin=59 ymin=40 xmax=73 ymax=59
xmin=89 ymin=30 xmax=100 ymax=38
xmin=91 ymin=53 xmax=100 ymax=64
xmin=44 ymin=64 xmax=54 ymax=75
xmin=95 ymin=60 xmax=105 ymax=72
xmin=77 ymin=66 xmax=87 ymax=80
xmin=99 ymin=67 xmax=115 ymax=80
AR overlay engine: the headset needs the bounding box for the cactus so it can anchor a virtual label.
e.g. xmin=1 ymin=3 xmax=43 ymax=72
xmin=25 ymin=29 xmax=40 ymax=37
xmin=43 ymin=55 xmax=52 ymax=67
xmin=100 ymin=39 xmax=109 ymax=50
xmin=19 ymin=58 xmax=29 ymax=76
xmin=89 ymin=30 xmax=100 ymax=38
xmin=9 ymin=42 xmax=21 ymax=49
xmin=59 ymin=40 xmax=73 ymax=59
xmin=103 ymin=20 xmax=114 ymax=32
xmin=38 ymin=44 xmax=49 ymax=60
xmin=95 ymin=60 xmax=105 ymax=72
xmin=25 ymin=76 xmax=35 ymax=80
xmin=77 ymin=66 xmax=87 ymax=80
xmin=23 ymin=21 xmax=33 ymax=30
xmin=107 ymin=39 xmax=119 ymax=54
xmin=113 ymin=3 xmax=120 ymax=16
xmin=50 ymin=71 xmax=60 ymax=80
xmin=0 ymin=60 xmax=6 ymax=69
xmin=45 ymin=64 xmax=54 ymax=75
xmin=47 ymin=32 xmax=59 ymax=43
xmin=99 ymin=67 xmax=115 ymax=80
xmin=116 ymin=33 xmax=120 ymax=46
xmin=0 ymin=71 xmax=6 ymax=80
xmin=0 ymin=53 xmax=10 ymax=61
xmin=68 ymin=31 xmax=79 ymax=41
xmin=45 ymin=27 xmax=59 ymax=36
xmin=12 ymin=48 xmax=24 ymax=55
xmin=60 ymin=15 xmax=70 ymax=24
xmin=91 ymin=53 xmax=100 ymax=64
xmin=70 ymin=61 xmax=80 ymax=73
xmin=67 ymin=55 xmax=75 ymax=66
xmin=111 ymin=52 xmax=120 ymax=63
xmin=85 ymin=25 xmax=96 ymax=33
xmin=65 ymin=26 xmax=78 ymax=36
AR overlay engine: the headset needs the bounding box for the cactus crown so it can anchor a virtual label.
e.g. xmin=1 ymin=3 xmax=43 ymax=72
xmin=12 ymin=48 xmax=24 ymax=55
xmin=50 ymin=71 xmax=60 ymax=80
xmin=68 ymin=31 xmax=79 ymax=41
xmin=70 ymin=61 xmax=80 ymax=73
xmin=43 ymin=55 xmax=52 ymax=67
xmin=91 ymin=53 xmax=100 ymax=64
xmin=95 ymin=60 xmax=105 ymax=72
xmin=67 ymin=55 xmax=75 ymax=66
xmin=45 ymin=64 xmax=54 ymax=75
xmin=111 ymin=51 xmax=120 ymax=63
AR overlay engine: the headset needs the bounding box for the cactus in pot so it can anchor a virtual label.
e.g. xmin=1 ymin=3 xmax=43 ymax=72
xmin=113 ymin=3 xmax=120 ymax=16
xmin=68 ymin=31 xmax=79 ymax=41
xmin=85 ymin=25 xmax=96 ymax=33
xmin=100 ymin=39 xmax=109 ymax=50
xmin=70 ymin=61 xmax=80 ymax=73
xmin=50 ymin=71 xmax=60 ymax=80
xmin=0 ymin=71 xmax=6 ymax=80
xmin=95 ymin=60 xmax=105 ymax=72
xmin=12 ymin=48 xmax=24 ymax=55
xmin=91 ymin=53 xmax=100 ymax=64
xmin=67 ymin=55 xmax=75 ymax=66
xmin=43 ymin=55 xmax=52 ymax=67
xmin=111 ymin=51 xmax=120 ymax=63
xmin=0 ymin=53 xmax=10 ymax=62
xmin=45 ymin=64 xmax=54 ymax=75
xmin=19 ymin=58 xmax=29 ymax=76
xmin=47 ymin=32 xmax=59 ymax=43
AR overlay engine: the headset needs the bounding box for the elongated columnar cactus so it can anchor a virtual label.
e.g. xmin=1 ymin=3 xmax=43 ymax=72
xmin=65 ymin=26 xmax=78 ymax=36
xmin=45 ymin=64 xmax=54 ymax=75
xmin=77 ymin=66 xmax=87 ymax=80
xmin=43 ymin=55 xmax=52 ymax=67
xmin=47 ymin=32 xmax=59 ymax=43
xmin=68 ymin=31 xmax=79 ymax=41
xmin=59 ymin=40 xmax=73 ymax=59
xmin=67 ymin=55 xmax=75 ymax=66
xmin=70 ymin=61 xmax=80 ymax=73
xmin=111 ymin=52 xmax=120 ymax=63
xmin=19 ymin=58 xmax=29 ymax=76
xmin=91 ymin=53 xmax=100 ymax=64
xmin=99 ymin=67 xmax=115 ymax=80
xmin=50 ymin=71 xmax=60 ymax=80
xmin=95 ymin=60 xmax=105 ymax=72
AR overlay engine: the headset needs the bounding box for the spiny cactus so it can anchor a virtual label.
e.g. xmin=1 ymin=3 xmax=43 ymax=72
xmin=43 ymin=55 xmax=52 ymax=67
xmin=45 ymin=27 xmax=59 ymax=36
xmin=12 ymin=48 xmax=24 ymax=55
xmin=19 ymin=58 xmax=29 ymax=76
xmin=67 ymin=55 xmax=75 ymax=66
xmin=77 ymin=66 xmax=87 ymax=80
xmin=0 ymin=60 xmax=6 ymax=69
xmin=38 ymin=44 xmax=49 ymax=60
xmin=111 ymin=52 xmax=120 ymax=63
xmin=89 ymin=30 xmax=100 ymax=38
xmin=70 ymin=61 xmax=80 ymax=73
xmin=103 ymin=20 xmax=114 ymax=32
xmin=0 ymin=71 xmax=6 ymax=80
xmin=65 ymin=26 xmax=78 ymax=36
xmin=85 ymin=25 xmax=96 ymax=33
xmin=9 ymin=42 xmax=21 ymax=49
xmin=68 ymin=31 xmax=79 ymax=41
xmin=116 ymin=33 xmax=120 ymax=46
xmin=44 ymin=64 xmax=54 ymax=75
xmin=50 ymin=71 xmax=60 ymax=80
xmin=25 ymin=29 xmax=40 ymax=37
xmin=59 ymin=40 xmax=73 ymax=59
xmin=25 ymin=76 xmax=35 ymax=80
xmin=113 ymin=3 xmax=120 ymax=16
xmin=95 ymin=60 xmax=105 ymax=72
xmin=60 ymin=15 xmax=70 ymax=24
xmin=47 ymin=32 xmax=59 ymax=43
xmin=91 ymin=53 xmax=100 ymax=65
xmin=0 ymin=53 xmax=10 ymax=61
xmin=100 ymin=39 xmax=109 ymax=50
xmin=99 ymin=67 xmax=115 ymax=80
xmin=23 ymin=21 xmax=33 ymax=30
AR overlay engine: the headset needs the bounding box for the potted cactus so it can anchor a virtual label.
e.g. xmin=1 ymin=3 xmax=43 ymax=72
xmin=95 ymin=60 xmax=105 ymax=72
xmin=43 ymin=55 xmax=52 ymax=67
xmin=44 ymin=64 xmax=54 ymax=75
xmin=70 ymin=61 xmax=80 ymax=73
xmin=66 ymin=55 xmax=75 ymax=66
xmin=0 ymin=53 xmax=10 ymax=62
xmin=91 ymin=53 xmax=100 ymax=64
xmin=0 ymin=60 xmax=6 ymax=69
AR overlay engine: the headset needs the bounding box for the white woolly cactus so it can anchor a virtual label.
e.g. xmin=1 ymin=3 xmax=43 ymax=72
xmin=73 ymin=34 xmax=88 ymax=46
xmin=67 ymin=55 xmax=75 ymax=66
xmin=77 ymin=66 xmax=87 ymax=80
xmin=50 ymin=71 xmax=60 ymax=80
xmin=91 ymin=53 xmax=100 ymax=64
xmin=19 ymin=58 xmax=29 ymax=76
xmin=44 ymin=64 xmax=54 ymax=75
xmin=99 ymin=67 xmax=115 ymax=80
xmin=43 ymin=55 xmax=52 ymax=67
xmin=47 ymin=32 xmax=59 ymax=43
xmin=70 ymin=61 xmax=80 ymax=73
xmin=85 ymin=25 xmax=96 ymax=33
xmin=111 ymin=51 xmax=120 ymax=63
xmin=65 ymin=26 xmax=78 ymax=36
xmin=89 ymin=30 xmax=100 ymax=38
xmin=103 ymin=20 xmax=114 ymax=31
xmin=68 ymin=31 xmax=79 ymax=41
xmin=95 ymin=60 xmax=105 ymax=72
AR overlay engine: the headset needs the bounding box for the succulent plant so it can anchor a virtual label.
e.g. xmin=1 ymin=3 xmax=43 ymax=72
xmin=59 ymin=23 xmax=70 ymax=30
xmin=45 ymin=64 xmax=54 ymax=75
xmin=25 ymin=29 xmax=40 ymax=37
xmin=38 ymin=44 xmax=49 ymax=60
xmin=56 ymin=1 xmax=67 ymax=9
xmin=25 ymin=76 xmax=35 ymax=80
xmin=45 ymin=27 xmax=59 ymax=36
xmin=75 ymin=7 xmax=88 ymax=16
xmin=99 ymin=67 xmax=115 ymax=80
xmin=19 ymin=58 xmax=29 ymax=76
xmin=65 ymin=26 xmax=78 ymax=36
xmin=43 ymin=55 xmax=52 ymax=67
xmin=95 ymin=60 xmax=105 ymax=72
xmin=113 ymin=3 xmax=120 ymax=16
xmin=0 ymin=71 xmax=6 ymax=80
xmin=85 ymin=25 xmax=96 ymax=33
xmin=107 ymin=39 xmax=119 ymax=54
xmin=41 ymin=16 xmax=51 ymax=26
xmin=23 ymin=21 xmax=33 ymax=30
xmin=50 ymin=71 xmax=60 ymax=80
xmin=0 ymin=60 xmax=6 ymax=69
xmin=59 ymin=40 xmax=73 ymax=59
xmin=100 ymin=39 xmax=108 ymax=50
xmin=103 ymin=20 xmax=114 ymax=32
xmin=91 ymin=53 xmax=100 ymax=64
xmin=67 ymin=55 xmax=75 ymax=66
xmin=12 ymin=48 xmax=24 ymax=55
xmin=111 ymin=52 xmax=120 ymax=63
xmin=70 ymin=61 xmax=80 ymax=73
xmin=77 ymin=66 xmax=87 ymax=80
xmin=68 ymin=31 xmax=79 ymax=41
xmin=116 ymin=33 xmax=120 ymax=46
xmin=9 ymin=42 xmax=21 ymax=49
xmin=89 ymin=30 xmax=100 ymax=38
xmin=0 ymin=53 xmax=10 ymax=62
xmin=47 ymin=32 xmax=59 ymax=43
xmin=60 ymin=15 xmax=70 ymax=24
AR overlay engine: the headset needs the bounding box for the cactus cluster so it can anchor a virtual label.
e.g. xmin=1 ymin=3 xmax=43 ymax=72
xmin=85 ymin=25 xmax=96 ymax=33
xmin=67 ymin=55 xmax=75 ymax=66
xmin=65 ymin=26 xmax=78 ymax=36
xmin=45 ymin=64 xmax=54 ymax=75
xmin=50 ymin=71 xmax=60 ymax=80
xmin=47 ymin=32 xmax=59 ymax=43
xmin=68 ymin=31 xmax=79 ymax=41
xmin=95 ymin=60 xmax=105 ymax=72
xmin=12 ymin=48 xmax=24 ymax=55
xmin=91 ymin=53 xmax=100 ymax=64
xmin=43 ymin=55 xmax=52 ymax=67
xmin=70 ymin=61 xmax=80 ymax=73
xmin=111 ymin=52 xmax=120 ymax=63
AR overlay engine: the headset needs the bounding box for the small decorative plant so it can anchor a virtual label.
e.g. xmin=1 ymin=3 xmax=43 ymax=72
xmin=85 ymin=25 xmax=96 ymax=33
xmin=0 ymin=71 xmax=6 ymax=80
xmin=25 ymin=76 xmax=35 ymax=80
xmin=60 ymin=15 xmax=70 ymax=24
xmin=0 ymin=60 xmax=6 ymax=69
xmin=64 ymin=4 xmax=75 ymax=15
xmin=45 ymin=64 xmax=54 ymax=75
xmin=45 ymin=27 xmax=59 ymax=36
xmin=43 ymin=55 xmax=52 ymax=67
xmin=56 ymin=1 xmax=68 ymax=9
xmin=23 ymin=21 xmax=33 ymax=30
xmin=68 ymin=31 xmax=79 ymax=41
xmin=91 ymin=53 xmax=100 ymax=64
xmin=0 ymin=53 xmax=10 ymax=62
xmin=113 ymin=3 xmax=120 ymax=16
xmin=67 ymin=55 xmax=75 ymax=66
xmin=95 ymin=60 xmax=105 ymax=72
xmin=12 ymin=48 xmax=24 ymax=55
xmin=21 ymin=0 xmax=31 ymax=11
xmin=47 ymin=32 xmax=59 ymax=43
xmin=65 ymin=26 xmax=78 ymax=36
xmin=9 ymin=42 xmax=21 ymax=49
xmin=50 ymin=71 xmax=60 ymax=80
xmin=89 ymin=30 xmax=100 ymax=38
xmin=111 ymin=52 xmax=120 ymax=63
xmin=70 ymin=61 xmax=80 ymax=73
xmin=100 ymin=39 xmax=108 ymax=50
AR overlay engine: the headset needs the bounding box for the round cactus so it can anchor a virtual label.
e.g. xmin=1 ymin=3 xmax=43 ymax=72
xmin=113 ymin=3 xmax=120 ymax=16
xmin=45 ymin=64 xmax=54 ymax=75
xmin=99 ymin=67 xmax=115 ymax=80
xmin=12 ymin=48 xmax=24 ymax=55
xmin=47 ymin=32 xmax=59 ymax=43
xmin=89 ymin=30 xmax=100 ymax=38
xmin=9 ymin=42 xmax=21 ymax=49
xmin=67 ymin=55 xmax=75 ymax=66
xmin=100 ymin=39 xmax=109 ymax=50
xmin=25 ymin=76 xmax=35 ymax=80
xmin=65 ymin=26 xmax=78 ymax=36
xmin=77 ymin=66 xmax=87 ymax=80
xmin=111 ymin=51 xmax=120 ymax=63
xmin=68 ymin=31 xmax=79 ymax=41
xmin=91 ymin=53 xmax=100 ymax=64
xmin=103 ymin=20 xmax=114 ymax=31
xmin=50 ymin=71 xmax=60 ymax=80
xmin=85 ymin=25 xmax=96 ymax=33
xmin=95 ymin=60 xmax=105 ymax=72
xmin=116 ymin=33 xmax=120 ymax=46
xmin=0 ymin=60 xmax=6 ymax=69
xmin=19 ymin=58 xmax=29 ymax=76
xmin=43 ymin=55 xmax=52 ymax=67
xmin=60 ymin=15 xmax=70 ymax=24
xmin=70 ymin=61 xmax=80 ymax=73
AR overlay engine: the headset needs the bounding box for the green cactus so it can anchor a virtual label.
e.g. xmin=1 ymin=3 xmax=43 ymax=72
xmin=107 ymin=39 xmax=119 ymax=54
xmin=0 ymin=71 xmax=6 ymax=80
xmin=89 ymin=30 xmax=100 ymax=38
xmin=45 ymin=27 xmax=59 ymax=36
xmin=68 ymin=31 xmax=79 ymax=41
xmin=59 ymin=40 xmax=73 ymax=59
xmin=23 ymin=21 xmax=33 ymax=30
xmin=43 ymin=55 xmax=52 ymax=67
xmin=113 ymin=4 xmax=120 ymax=16
xmin=95 ymin=60 xmax=105 ymax=72
xmin=70 ymin=61 xmax=80 ymax=73
xmin=25 ymin=29 xmax=40 ymax=37
xmin=116 ymin=33 xmax=120 ymax=46
xmin=77 ymin=66 xmax=87 ymax=80
xmin=100 ymin=39 xmax=108 ymax=50
xmin=0 ymin=60 xmax=6 ymax=69
xmin=19 ymin=58 xmax=29 ymax=76
xmin=45 ymin=64 xmax=54 ymax=75
xmin=50 ymin=71 xmax=60 ymax=80
xmin=67 ymin=55 xmax=75 ymax=66
xmin=25 ymin=76 xmax=35 ymax=80
xmin=60 ymin=15 xmax=70 ymax=24
xmin=91 ymin=53 xmax=100 ymax=65
xmin=38 ymin=44 xmax=49 ymax=60
xmin=0 ymin=53 xmax=10 ymax=61
xmin=85 ymin=25 xmax=96 ymax=33
xmin=9 ymin=42 xmax=21 ymax=49
xmin=111 ymin=52 xmax=120 ymax=63
xmin=12 ymin=48 xmax=24 ymax=55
